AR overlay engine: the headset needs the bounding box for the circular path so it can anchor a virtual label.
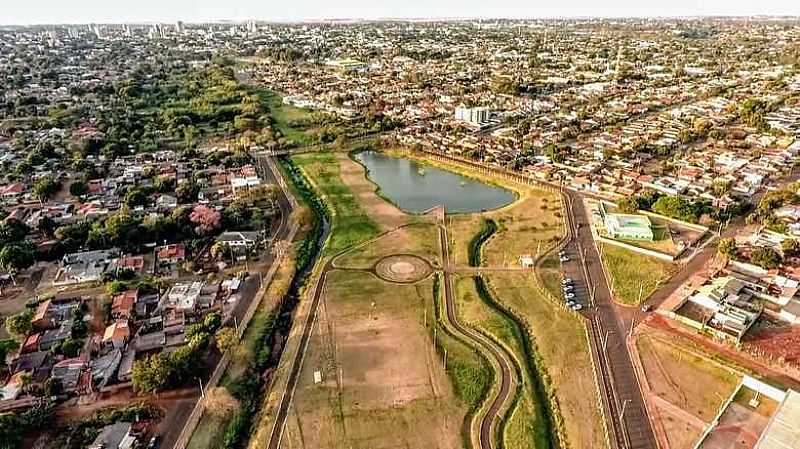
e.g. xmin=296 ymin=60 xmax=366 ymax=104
xmin=373 ymin=254 xmax=432 ymax=283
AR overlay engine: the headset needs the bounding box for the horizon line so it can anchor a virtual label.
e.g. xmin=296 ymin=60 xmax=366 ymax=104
xmin=3 ymin=14 xmax=800 ymax=27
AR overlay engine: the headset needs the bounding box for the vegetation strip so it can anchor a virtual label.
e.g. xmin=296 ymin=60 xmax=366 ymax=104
xmin=430 ymin=274 xmax=496 ymax=449
xmin=211 ymin=156 xmax=328 ymax=449
xmin=468 ymin=218 xmax=561 ymax=449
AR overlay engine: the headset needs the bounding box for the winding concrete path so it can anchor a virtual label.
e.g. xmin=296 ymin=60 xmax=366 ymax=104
xmin=438 ymin=224 xmax=518 ymax=449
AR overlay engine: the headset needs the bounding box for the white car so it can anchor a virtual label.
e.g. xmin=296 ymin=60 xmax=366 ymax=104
xmin=571 ymin=303 xmax=584 ymax=311
xmin=562 ymin=278 xmax=573 ymax=286
xmin=564 ymin=292 xmax=576 ymax=299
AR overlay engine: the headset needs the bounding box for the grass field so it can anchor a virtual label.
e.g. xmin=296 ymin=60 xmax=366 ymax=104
xmin=334 ymin=223 xmax=441 ymax=269
xmin=292 ymin=152 xmax=381 ymax=255
xmin=448 ymin=189 xmax=562 ymax=268
xmin=281 ymin=270 xmax=466 ymax=449
xmin=600 ymin=244 xmax=678 ymax=306
xmin=255 ymin=89 xmax=316 ymax=145
xmin=636 ymin=333 xmax=740 ymax=422
xmin=485 ymin=274 xmax=606 ymax=449
xmin=454 ymin=276 xmax=552 ymax=449
xmin=537 ymin=254 xmax=564 ymax=300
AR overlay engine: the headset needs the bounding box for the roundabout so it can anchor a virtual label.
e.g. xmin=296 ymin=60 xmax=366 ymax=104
xmin=373 ymin=254 xmax=433 ymax=283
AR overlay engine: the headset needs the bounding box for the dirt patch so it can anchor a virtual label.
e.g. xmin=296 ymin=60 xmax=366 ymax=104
xmin=636 ymin=331 xmax=739 ymax=422
xmin=698 ymin=402 xmax=769 ymax=449
xmin=743 ymin=318 xmax=800 ymax=370
xmin=282 ymin=271 xmax=463 ymax=449
xmin=334 ymin=223 xmax=441 ymax=270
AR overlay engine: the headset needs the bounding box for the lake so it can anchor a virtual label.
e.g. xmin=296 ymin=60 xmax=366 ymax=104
xmin=354 ymin=151 xmax=516 ymax=214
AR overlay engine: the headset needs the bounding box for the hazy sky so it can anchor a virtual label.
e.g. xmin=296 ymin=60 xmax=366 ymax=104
xmin=3 ymin=0 xmax=800 ymax=25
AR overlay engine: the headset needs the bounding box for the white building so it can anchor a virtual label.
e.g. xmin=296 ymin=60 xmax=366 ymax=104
xmin=455 ymin=105 xmax=491 ymax=126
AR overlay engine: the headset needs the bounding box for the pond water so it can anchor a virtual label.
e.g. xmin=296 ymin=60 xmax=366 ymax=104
xmin=354 ymin=151 xmax=516 ymax=214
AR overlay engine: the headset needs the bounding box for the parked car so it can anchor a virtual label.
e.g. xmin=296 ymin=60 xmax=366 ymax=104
xmin=571 ymin=303 xmax=583 ymax=311
xmin=563 ymin=285 xmax=575 ymax=293
xmin=560 ymin=255 xmax=570 ymax=262
xmin=564 ymin=292 xmax=576 ymax=299
xmin=562 ymin=278 xmax=573 ymax=286
xmin=641 ymin=304 xmax=652 ymax=313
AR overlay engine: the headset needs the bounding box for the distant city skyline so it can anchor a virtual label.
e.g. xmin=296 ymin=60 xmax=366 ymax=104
xmin=3 ymin=0 xmax=800 ymax=25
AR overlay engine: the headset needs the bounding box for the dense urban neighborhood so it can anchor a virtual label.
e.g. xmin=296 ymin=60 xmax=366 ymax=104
xmin=2 ymin=16 xmax=800 ymax=449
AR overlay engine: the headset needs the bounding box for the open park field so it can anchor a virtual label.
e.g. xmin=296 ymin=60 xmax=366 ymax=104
xmin=292 ymin=151 xmax=381 ymax=254
xmin=634 ymin=328 xmax=741 ymax=449
xmin=280 ymin=270 xmax=465 ymax=449
xmin=260 ymin=149 xmax=607 ymax=449
xmin=600 ymin=244 xmax=678 ymax=306
xmin=335 ymin=223 xmax=441 ymax=270
xmin=447 ymin=185 xmax=563 ymax=268
xmin=485 ymin=273 xmax=606 ymax=449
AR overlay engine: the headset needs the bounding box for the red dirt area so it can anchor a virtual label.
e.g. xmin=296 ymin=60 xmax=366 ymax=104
xmin=742 ymin=319 xmax=800 ymax=369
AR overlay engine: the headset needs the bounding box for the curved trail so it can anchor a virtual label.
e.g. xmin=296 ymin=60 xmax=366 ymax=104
xmin=438 ymin=224 xmax=518 ymax=449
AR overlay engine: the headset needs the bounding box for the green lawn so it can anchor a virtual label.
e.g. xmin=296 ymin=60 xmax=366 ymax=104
xmin=254 ymin=89 xmax=315 ymax=145
xmin=292 ymin=152 xmax=381 ymax=255
xmin=600 ymin=244 xmax=678 ymax=305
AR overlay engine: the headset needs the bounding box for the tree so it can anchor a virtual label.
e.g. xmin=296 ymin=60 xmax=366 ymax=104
xmin=0 ymin=412 xmax=22 ymax=448
xmin=751 ymin=247 xmax=782 ymax=270
xmin=106 ymin=280 xmax=129 ymax=295
xmin=32 ymin=176 xmax=59 ymax=203
xmin=190 ymin=205 xmax=221 ymax=235
xmin=781 ymin=239 xmax=800 ymax=258
xmin=0 ymin=339 xmax=20 ymax=364
xmin=717 ymin=238 xmax=738 ymax=260
xmin=4 ymin=310 xmax=33 ymax=339
xmin=0 ymin=221 xmax=30 ymax=248
xmin=59 ymin=339 xmax=81 ymax=358
xmin=0 ymin=241 xmax=36 ymax=282
xmin=124 ymin=188 xmax=148 ymax=208
xmin=68 ymin=181 xmax=88 ymax=198
xmin=210 ymin=241 xmax=232 ymax=263
xmin=616 ymin=197 xmax=639 ymax=214
xmin=176 ymin=180 xmax=200 ymax=204
xmin=37 ymin=216 xmax=57 ymax=238
xmin=131 ymin=353 xmax=173 ymax=394
xmin=214 ymin=327 xmax=238 ymax=354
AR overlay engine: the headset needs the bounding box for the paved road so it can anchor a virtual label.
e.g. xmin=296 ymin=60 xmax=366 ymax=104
xmin=561 ymin=191 xmax=658 ymax=449
xmin=438 ymin=224 xmax=516 ymax=449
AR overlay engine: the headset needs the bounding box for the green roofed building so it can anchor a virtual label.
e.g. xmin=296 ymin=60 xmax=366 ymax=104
xmin=604 ymin=212 xmax=654 ymax=241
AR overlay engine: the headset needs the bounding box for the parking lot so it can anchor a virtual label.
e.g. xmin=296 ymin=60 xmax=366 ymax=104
xmin=557 ymin=244 xmax=591 ymax=313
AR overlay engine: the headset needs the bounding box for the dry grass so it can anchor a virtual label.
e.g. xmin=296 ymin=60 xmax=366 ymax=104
xmin=448 ymin=188 xmax=562 ymax=268
xmin=636 ymin=333 xmax=740 ymax=421
xmin=282 ymin=270 xmax=464 ymax=449
xmin=600 ymin=244 xmax=678 ymax=305
xmin=454 ymin=276 xmax=552 ymax=449
xmin=485 ymin=274 xmax=606 ymax=449
xmin=335 ymin=223 xmax=441 ymax=269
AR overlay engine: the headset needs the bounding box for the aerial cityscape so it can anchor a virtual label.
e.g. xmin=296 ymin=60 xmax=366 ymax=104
xmin=1 ymin=5 xmax=800 ymax=449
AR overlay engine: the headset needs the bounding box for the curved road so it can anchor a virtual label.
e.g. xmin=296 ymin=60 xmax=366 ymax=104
xmin=438 ymin=224 xmax=517 ymax=449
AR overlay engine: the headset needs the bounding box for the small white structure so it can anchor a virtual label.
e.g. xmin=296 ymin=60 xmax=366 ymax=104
xmin=519 ymin=254 xmax=535 ymax=268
